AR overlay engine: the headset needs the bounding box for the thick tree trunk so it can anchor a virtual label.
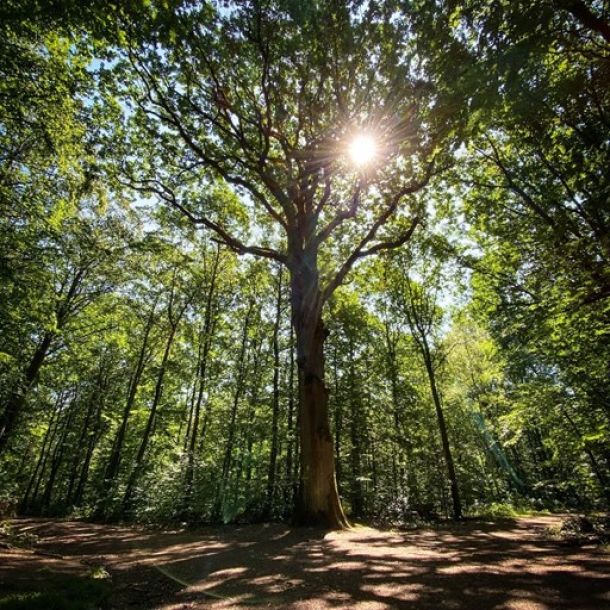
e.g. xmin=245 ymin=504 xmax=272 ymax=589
xmin=290 ymin=259 xmax=349 ymax=528
xmin=294 ymin=316 xmax=349 ymax=528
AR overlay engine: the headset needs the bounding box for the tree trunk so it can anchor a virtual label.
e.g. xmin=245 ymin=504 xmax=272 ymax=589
xmin=348 ymin=339 xmax=364 ymax=517
xmin=236 ymin=335 xmax=264 ymax=508
xmin=264 ymin=266 xmax=283 ymax=518
xmin=183 ymin=247 xmax=220 ymax=511
xmin=20 ymin=394 xmax=63 ymax=514
xmin=332 ymin=343 xmax=343 ymax=485
xmin=98 ymin=300 xmax=157 ymax=516
xmin=122 ymin=320 xmax=179 ymax=512
xmin=41 ymin=396 xmax=77 ymax=513
xmin=73 ymin=387 xmax=104 ymax=507
xmin=290 ymin=258 xmax=349 ymax=529
xmin=66 ymin=379 xmax=101 ymax=506
xmin=0 ymin=332 xmax=54 ymax=454
xmin=213 ymin=300 xmax=253 ymax=521
xmin=284 ymin=324 xmax=297 ymax=514
xmin=0 ymin=263 xmax=89 ymax=455
xmin=384 ymin=321 xmax=407 ymax=501
xmin=421 ymin=340 xmax=462 ymax=520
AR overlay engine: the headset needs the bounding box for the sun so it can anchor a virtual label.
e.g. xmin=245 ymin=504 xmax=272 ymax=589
xmin=348 ymin=134 xmax=377 ymax=166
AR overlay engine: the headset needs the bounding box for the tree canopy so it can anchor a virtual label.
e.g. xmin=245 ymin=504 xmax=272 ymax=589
xmin=1 ymin=0 xmax=608 ymax=527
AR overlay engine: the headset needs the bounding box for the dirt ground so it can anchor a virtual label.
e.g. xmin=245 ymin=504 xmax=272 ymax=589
xmin=1 ymin=515 xmax=609 ymax=609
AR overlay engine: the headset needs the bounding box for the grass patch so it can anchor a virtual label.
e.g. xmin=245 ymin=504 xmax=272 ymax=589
xmin=470 ymin=502 xmax=551 ymax=519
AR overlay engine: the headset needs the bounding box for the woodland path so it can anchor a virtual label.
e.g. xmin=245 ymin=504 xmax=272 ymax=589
xmin=1 ymin=515 xmax=608 ymax=609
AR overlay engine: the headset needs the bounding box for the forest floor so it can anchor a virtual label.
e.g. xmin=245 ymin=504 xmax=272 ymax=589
xmin=0 ymin=515 xmax=608 ymax=610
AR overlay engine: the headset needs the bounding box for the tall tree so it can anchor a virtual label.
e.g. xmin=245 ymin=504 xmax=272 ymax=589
xmin=385 ymin=255 xmax=463 ymax=519
xmin=111 ymin=0 xmax=453 ymax=527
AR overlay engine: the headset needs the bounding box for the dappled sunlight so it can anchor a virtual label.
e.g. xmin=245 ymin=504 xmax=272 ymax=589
xmin=4 ymin=516 xmax=609 ymax=609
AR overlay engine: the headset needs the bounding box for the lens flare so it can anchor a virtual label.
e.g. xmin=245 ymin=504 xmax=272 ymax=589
xmin=348 ymin=134 xmax=377 ymax=166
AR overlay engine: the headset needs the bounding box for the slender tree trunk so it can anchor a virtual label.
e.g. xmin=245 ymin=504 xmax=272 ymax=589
xmin=73 ymin=391 xmax=104 ymax=507
xmin=183 ymin=247 xmax=220 ymax=510
xmin=561 ymin=407 xmax=610 ymax=504
xmin=182 ymin=362 xmax=200 ymax=451
xmin=421 ymin=340 xmax=462 ymax=520
xmin=122 ymin=319 xmax=179 ymax=513
xmin=237 ymin=336 xmax=263 ymax=507
xmin=66 ymin=382 xmax=101 ymax=506
xmin=264 ymin=266 xmax=283 ymax=518
xmin=348 ymin=340 xmax=364 ymax=517
xmin=41 ymin=396 xmax=77 ymax=512
xmin=98 ymin=300 xmax=157 ymax=515
xmin=28 ymin=405 xmax=65 ymax=512
xmin=213 ymin=300 xmax=253 ymax=521
xmin=284 ymin=324 xmax=297 ymax=513
xmin=290 ymin=254 xmax=349 ymax=529
xmin=0 ymin=332 xmax=54 ymax=454
xmin=0 ymin=264 xmax=89 ymax=454
xmin=384 ymin=322 xmax=405 ymax=500
xmin=332 ymin=343 xmax=343 ymax=485
xmin=183 ymin=335 xmax=212 ymax=463
xmin=20 ymin=395 xmax=63 ymax=513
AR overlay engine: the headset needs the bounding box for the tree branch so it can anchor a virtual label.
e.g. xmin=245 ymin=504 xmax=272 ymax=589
xmin=313 ymin=182 xmax=361 ymax=247
xmin=320 ymin=160 xmax=437 ymax=303
xmin=558 ymin=0 xmax=610 ymax=44
xmin=124 ymin=178 xmax=287 ymax=264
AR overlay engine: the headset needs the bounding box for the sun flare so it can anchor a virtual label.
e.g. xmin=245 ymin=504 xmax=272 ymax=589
xmin=348 ymin=134 xmax=377 ymax=166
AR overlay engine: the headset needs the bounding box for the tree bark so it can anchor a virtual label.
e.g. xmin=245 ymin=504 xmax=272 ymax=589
xmin=40 ymin=395 xmax=77 ymax=512
xmin=332 ymin=342 xmax=343 ymax=485
xmin=290 ymin=255 xmax=349 ymax=529
xmin=0 ymin=264 xmax=89 ymax=454
xmin=65 ymin=393 xmax=95 ymax=507
xmin=73 ymin=387 xmax=104 ymax=507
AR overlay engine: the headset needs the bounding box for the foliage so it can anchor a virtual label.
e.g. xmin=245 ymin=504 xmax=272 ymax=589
xmin=0 ymin=0 xmax=608 ymax=526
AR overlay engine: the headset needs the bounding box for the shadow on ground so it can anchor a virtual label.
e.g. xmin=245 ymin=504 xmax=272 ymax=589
xmin=3 ymin=516 xmax=609 ymax=609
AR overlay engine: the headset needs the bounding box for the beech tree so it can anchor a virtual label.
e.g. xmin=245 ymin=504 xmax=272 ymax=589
xmin=109 ymin=0 xmax=453 ymax=528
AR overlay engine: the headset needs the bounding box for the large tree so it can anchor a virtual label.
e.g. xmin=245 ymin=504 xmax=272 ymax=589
xmin=107 ymin=0 xmax=453 ymax=527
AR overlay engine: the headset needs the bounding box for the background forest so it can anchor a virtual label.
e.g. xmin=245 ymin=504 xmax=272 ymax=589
xmin=1 ymin=0 xmax=609 ymax=526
